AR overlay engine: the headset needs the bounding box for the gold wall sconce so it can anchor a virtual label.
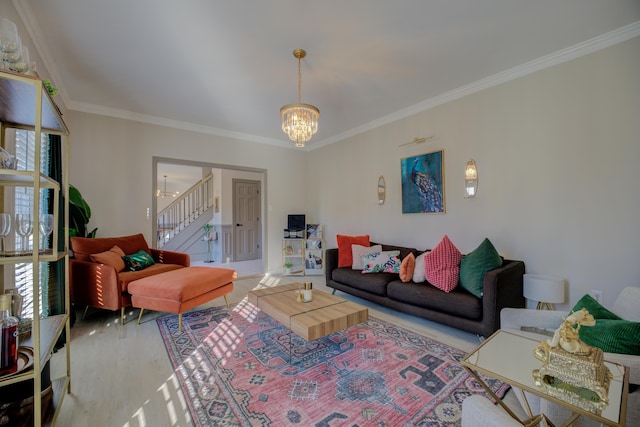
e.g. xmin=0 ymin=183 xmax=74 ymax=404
xmin=464 ymin=159 xmax=478 ymax=198
xmin=377 ymin=176 xmax=386 ymax=205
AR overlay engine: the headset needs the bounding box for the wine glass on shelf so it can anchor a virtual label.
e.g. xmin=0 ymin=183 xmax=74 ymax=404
xmin=15 ymin=213 xmax=33 ymax=255
xmin=0 ymin=214 xmax=12 ymax=256
xmin=0 ymin=18 xmax=20 ymax=54
xmin=39 ymin=214 xmax=54 ymax=254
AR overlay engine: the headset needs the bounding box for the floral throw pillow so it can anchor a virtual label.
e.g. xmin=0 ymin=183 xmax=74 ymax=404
xmin=352 ymin=244 xmax=382 ymax=270
xmin=362 ymin=250 xmax=401 ymax=274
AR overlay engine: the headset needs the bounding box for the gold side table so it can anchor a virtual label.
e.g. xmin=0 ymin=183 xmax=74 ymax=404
xmin=461 ymin=329 xmax=629 ymax=427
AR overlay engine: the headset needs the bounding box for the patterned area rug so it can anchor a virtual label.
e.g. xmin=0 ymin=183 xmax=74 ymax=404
xmin=157 ymin=300 xmax=509 ymax=426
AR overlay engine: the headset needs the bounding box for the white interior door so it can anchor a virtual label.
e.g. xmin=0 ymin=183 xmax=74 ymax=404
xmin=233 ymin=179 xmax=261 ymax=261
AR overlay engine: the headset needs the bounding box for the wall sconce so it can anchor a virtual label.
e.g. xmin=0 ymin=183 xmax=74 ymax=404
xmin=523 ymin=274 xmax=565 ymax=310
xmin=377 ymin=176 xmax=386 ymax=205
xmin=464 ymin=159 xmax=478 ymax=198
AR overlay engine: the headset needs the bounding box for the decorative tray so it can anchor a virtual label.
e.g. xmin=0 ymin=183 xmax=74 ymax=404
xmin=0 ymin=346 xmax=34 ymax=379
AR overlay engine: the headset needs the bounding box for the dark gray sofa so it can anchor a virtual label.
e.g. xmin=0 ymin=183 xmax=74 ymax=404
xmin=325 ymin=243 xmax=525 ymax=337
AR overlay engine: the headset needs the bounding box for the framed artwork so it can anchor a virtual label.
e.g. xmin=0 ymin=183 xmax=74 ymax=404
xmin=401 ymin=149 xmax=445 ymax=213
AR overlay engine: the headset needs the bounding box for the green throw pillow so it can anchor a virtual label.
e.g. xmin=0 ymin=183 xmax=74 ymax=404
xmin=571 ymin=294 xmax=621 ymax=320
xmin=576 ymin=319 xmax=640 ymax=355
xmin=571 ymin=294 xmax=640 ymax=355
xmin=459 ymin=238 xmax=502 ymax=298
xmin=122 ymin=250 xmax=155 ymax=272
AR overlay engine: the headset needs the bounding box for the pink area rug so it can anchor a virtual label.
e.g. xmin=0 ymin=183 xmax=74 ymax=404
xmin=157 ymin=300 xmax=509 ymax=426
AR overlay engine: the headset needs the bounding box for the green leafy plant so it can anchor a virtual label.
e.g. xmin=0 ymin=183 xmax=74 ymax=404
xmin=284 ymin=262 xmax=293 ymax=269
xmin=203 ymin=224 xmax=213 ymax=233
xmin=42 ymin=79 xmax=59 ymax=97
xmin=69 ymin=185 xmax=97 ymax=237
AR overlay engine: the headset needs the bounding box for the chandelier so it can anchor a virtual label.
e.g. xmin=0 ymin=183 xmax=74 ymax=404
xmin=280 ymin=49 xmax=319 ymax=148
xmin=156 ymin=175 xmax=179 ymax=198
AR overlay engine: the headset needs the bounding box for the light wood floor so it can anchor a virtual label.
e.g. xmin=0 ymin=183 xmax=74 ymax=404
xmin=50 ymin=274 xmax=494 ymax=426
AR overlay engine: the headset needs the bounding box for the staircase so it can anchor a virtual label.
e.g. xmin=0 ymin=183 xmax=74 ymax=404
xmin=157 ymin=173 xmax=213 ymax=252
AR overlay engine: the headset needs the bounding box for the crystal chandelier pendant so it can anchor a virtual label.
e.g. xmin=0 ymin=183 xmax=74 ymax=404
xmin=280 ymin=49 xmax=319 ymax=148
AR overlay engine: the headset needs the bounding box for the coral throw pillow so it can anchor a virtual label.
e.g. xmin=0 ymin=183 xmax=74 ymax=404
xmin=90 ymin=245 xmax=126 ymax=272
xmin=424 ymin=235 xmax=462 ymax=292
xmin=337 ymin=234 xmax=370 ymax=268
xmin=399 ymin=253 xmax=416 ymax=282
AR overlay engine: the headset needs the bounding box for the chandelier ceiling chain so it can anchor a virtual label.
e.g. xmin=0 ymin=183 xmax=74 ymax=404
xmin=157 ymin=175 xmax=179 ymax=198
xmin=280 ymin=48 xmax=320 ymax=148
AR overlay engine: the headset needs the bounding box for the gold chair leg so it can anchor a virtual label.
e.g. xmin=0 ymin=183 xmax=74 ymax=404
xmin=224 ymin=294 xmax=230 ymax=308
xmin=121 ymin=307 xmax=125 ymax=325
xmin=82 ymin=305 xmax=89 ymax=320
xmin=137 ymin=308 xmax=145 ymax=325
xmin=178 ymin=313 xmax=183 ymax=333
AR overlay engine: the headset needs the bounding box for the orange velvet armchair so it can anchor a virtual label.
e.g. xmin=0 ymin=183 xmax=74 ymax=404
xmin=69 ymin=233 xmax=190 ymax=324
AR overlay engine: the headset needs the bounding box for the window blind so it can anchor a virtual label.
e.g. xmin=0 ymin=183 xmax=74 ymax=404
xmin=13 ymin=129 xmax=51 ymax=318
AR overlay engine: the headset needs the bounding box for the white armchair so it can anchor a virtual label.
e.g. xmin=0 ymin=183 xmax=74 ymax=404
xmin=500 ymin=286 xmax=640 ymax=426
xmin=462 ymin=395 xmax=522 ymax=427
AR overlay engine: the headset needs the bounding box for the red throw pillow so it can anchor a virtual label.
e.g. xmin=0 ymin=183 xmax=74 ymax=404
xmin=90 ymin=245 xmax=126 ymax=272
xmin=399 ymin=253 xmax=416 ymax=283
xmin=424 ymin=235 xmax=462 ymax=292
xmin=336 ymin=234 xmax=370 ymax=268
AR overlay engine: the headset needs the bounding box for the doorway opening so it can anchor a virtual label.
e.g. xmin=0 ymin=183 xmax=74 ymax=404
xmin=152 ymin=157 xmax=267 ymax=276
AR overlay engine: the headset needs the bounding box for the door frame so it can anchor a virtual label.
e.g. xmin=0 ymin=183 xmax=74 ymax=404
xmin=152 ymin=156 xmax=268 ymax=268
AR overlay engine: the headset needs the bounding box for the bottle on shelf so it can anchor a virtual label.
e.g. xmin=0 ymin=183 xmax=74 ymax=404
xmin=0 ymin=293 xmax=19 ymax=376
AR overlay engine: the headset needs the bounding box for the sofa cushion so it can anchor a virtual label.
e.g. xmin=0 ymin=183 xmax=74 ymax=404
xmin=118 ymin=263 xmax=186 ymax=292
xmin=424 ymin=235 xmax=462 ymax=293
xmin=459 ymin=238 xmax=502 ymax=298
xmin=572 ymin=294 xmax=640 ymax=355
xmin=399 ymin=253 xmax=416 ymax=283
xmin=332 ymin=268 xmax=393 ymax=296
xmin=90 ymin=245 xmax=126 ymax=272
xmin=71 ymin=233 xmax=151 ymax=262
xmin=387 ymin=280 xmax=482 ymax=320
xmin=352 ymin=244 xmax=382 ymax=270
xmin=413 ymin=252 xmax=427 ymax=283
xmin=337 ymin=234 xmax=370 ymax=268
xmin=122 ymin=250 xmax=156 ymax=272
xmin=362 ymin=250 xmax=401 ymax=274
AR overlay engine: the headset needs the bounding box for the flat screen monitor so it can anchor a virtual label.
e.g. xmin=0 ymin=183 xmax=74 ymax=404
xmin=288 ymin=214 xmax=305 ymax=231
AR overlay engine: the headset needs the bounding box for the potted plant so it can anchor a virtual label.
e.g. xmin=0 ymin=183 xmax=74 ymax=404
xmin=69 ymin=185 xmax=97 ymax=238
xmin=203 ymin=223 xmax=213 ymax=240
xmin=284 ymin=262 xmax=293 ymax=275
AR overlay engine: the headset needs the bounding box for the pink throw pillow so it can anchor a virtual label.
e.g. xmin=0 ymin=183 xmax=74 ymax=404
xmin=424 ymin=235 xmax=462 ymax=292
xmin=399 ymin=253 xmax=416 ymax=282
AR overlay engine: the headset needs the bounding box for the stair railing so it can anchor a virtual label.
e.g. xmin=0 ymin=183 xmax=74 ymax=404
xmin=157 ymin=173 xmax=213 ymax=247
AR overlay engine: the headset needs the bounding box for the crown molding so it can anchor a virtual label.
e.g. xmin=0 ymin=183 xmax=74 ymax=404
xmin=309 ymin=21 xmax=640 ymax=151
xmin=13 ymin=2 xmax=639 ymax=151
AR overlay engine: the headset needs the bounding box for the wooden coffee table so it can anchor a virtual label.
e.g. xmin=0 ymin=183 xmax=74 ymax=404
xmin=247 ymin=283 xmax=368 ymax=341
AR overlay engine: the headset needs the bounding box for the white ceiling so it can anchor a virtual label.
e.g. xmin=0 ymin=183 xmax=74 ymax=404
xmin=15 ymin=1 xmax=640 ymax=150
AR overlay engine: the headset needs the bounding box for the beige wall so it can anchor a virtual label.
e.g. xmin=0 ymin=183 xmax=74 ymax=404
xmin=64 ymin=111 xmax=308 ymax=272
xmin=308 ymin=36 xmax=640 ymax=309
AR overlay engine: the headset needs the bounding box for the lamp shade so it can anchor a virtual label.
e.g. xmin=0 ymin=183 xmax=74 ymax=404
xmin=523 ymin=274 xmax=565 ymax=304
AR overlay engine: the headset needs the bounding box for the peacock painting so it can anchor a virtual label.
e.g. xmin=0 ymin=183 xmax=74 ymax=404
xmin=401 ymin=150 xmax=445 ymax=213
